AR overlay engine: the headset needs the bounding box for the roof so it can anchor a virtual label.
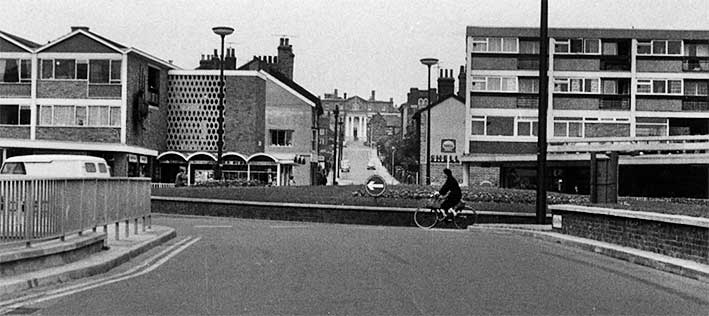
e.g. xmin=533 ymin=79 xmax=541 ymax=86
xmin=466 ymin=26 xmax=709 ymax=40
xmin=0 ymin=30 xmax=41 ymax=51
xmin=263 ymin=69 xmax=322 ymax=115
xmin=5 ymin=154 xmax=106 ymax=163
xmin=413 ymin=94 xmax=465 ymax=118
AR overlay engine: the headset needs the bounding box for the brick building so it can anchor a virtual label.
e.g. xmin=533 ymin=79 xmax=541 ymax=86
xmin=158 ymin=38 xmax=322 ymax=186
xmin=461 ymin=26 xmax=709 ymax=198
xmin=0 ymin=27 xmax=175 ymax=177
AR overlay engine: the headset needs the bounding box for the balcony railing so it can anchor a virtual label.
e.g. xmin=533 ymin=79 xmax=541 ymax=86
xmin=0 ymin=178 xmax=151 ymax=247
xmin=517 ymin=57 xmax=539 ymax=70
xmin=599 ymin=96 xmax=630 ymax=110
xmin=683 ymin=59 xmax=709 ymax=72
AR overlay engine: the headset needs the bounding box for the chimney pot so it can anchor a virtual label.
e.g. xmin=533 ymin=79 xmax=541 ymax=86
xmin=214 ymin=49 xmax=218 ymax=57
xmin=285 ymin=38 xmax=289 ymax=46
xmin=344 ymin=93 xmax=347 ymax=99
xmin=371 ymin=90 xmax=375 ymax=100
xmin=280 ymin=38 xmax=285 ymax=46
xmin=334 ymin=89 xmax=338 ymax=97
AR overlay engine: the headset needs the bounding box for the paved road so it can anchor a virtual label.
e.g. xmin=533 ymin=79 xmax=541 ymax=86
xmin=339 ymin=141 xmax=399 ymax=185
xmin=13 ymin=216 xmax=709 ymax=315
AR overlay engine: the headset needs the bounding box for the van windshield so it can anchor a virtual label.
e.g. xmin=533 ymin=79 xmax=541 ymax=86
xmin=0 ymin=162 xmax=26 ymax=175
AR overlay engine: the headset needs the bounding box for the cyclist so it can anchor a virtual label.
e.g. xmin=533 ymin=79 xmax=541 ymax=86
xmin=434 ymin=168 xmax=462 ymax=217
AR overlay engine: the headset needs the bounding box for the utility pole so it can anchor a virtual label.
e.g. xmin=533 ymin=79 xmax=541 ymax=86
xmin=536 ymin=0 xmax=549 ymax=224
xmin=333 ymin=105 xmax=340 ymax=185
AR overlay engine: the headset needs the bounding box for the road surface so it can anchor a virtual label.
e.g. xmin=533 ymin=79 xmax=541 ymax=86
xmin=339 ymin=140 xmax=399 ymax=185
xmin=7 ymin=216 xmax=708 ymax=315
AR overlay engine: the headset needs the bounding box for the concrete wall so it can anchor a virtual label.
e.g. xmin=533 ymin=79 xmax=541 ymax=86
xmin=553 ymin=58 xmax=600 ymax=71
xmin=468 ymin=165 xmax=501 ymax=186
xmin=38 ymin=80 xmax=112 ymax=99
xmin=553 ymin=96 xmax=600 ymax=110
xmin=35 ymin=127 xmax=120 ymax=142
xmin=472 ymin=57 xmax=518 ymax=70
xmin=0 ymin=126 xmax=30 ymax=139
xmin=636 ymin=59 xmax=683 ymax=72
xmin=0 ymin=84 xmax=30 ymax=97
xmin=470 ymin=95 xmax=517 ymax=108
xmin=265 ymin=78 xmax=313 ymax=184
xmin=636 ymin=98 xmax=683 ymax=111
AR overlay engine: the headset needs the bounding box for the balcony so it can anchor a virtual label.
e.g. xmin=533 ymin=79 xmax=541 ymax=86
xmin=682 ymin=59 xmax=709 ymax=72
xmin=599 ymin=96 xmax=630 ymax=110
xmin=682 ymin=100 xmax=709 ymax=111
xmin=600 ymin=56 xmax=631 ymax=71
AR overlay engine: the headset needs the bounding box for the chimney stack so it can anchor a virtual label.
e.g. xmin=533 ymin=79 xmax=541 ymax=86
xmin=344 ymin=92 xmax=347 ymax=99
xmin=71 ymin=26 xmax=89 ymax=32
xmin=437 ymin=68 xmax=455 ymax=99
xmin=457 ymin=65 xmax=466 ymax=100
xmin=334 ymin=89 xmax=338 ymax=97
xmin=370 ymin=90 xmax=376 ymax=101
xmin=277 ymin=37 xmax=295 ymax=80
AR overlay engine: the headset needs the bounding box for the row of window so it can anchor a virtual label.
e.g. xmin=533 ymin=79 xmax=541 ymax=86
xmin=0 ymin=59 xmax=31 ymax=83
xmin=471 ymin=37 xmax=709 ymax=57
xmin=0 ymin=58 xmax=122 ymax=84
xmin=472 ymin=76 xmax=708 ymax=96
xmin=0 ymin=104 xmax=121 ymax=127
xmin=470 ymin=115 xmax=668 ymax=138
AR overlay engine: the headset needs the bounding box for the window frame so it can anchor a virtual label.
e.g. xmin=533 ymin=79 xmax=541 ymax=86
xmin=0 ymin=58 xmax=31 ymax=83
xmin=269 ymin=129 xmax=293 ymax=147
xmin=554 ymin=38 xmax=601 ymax=55
xmin=470 ymin=116 xmax=486 ymax=136
xmin=637 ymin=40 xmax=683 ymax=56
xmin=516 ymin=117 xmax=538 ymax=137
xmin=37 ymin=104 xmax=121 ymax=127
xmin=471 ymin=76 xmax=518 ymax=92
xmin=554 ymin=78 xmax=600 ymax=94
xmin=0 ymin=104 xmax=30 ymax=125
xmin=635 ymin=118 xmax=669 ymax=137
xmin=636 ymin=79 xmax=683 ymax=96
xmin=470 ymin=37 xmax=518 ymax=53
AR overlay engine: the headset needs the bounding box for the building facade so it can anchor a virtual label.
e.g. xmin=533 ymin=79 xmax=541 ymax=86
xmin=320 ymin=89 xmax=398 ymax=142
xmin=0 ymin=27 xmax=175 ymax=178
xmin=461 ymin=26 xmax=709 ymax=198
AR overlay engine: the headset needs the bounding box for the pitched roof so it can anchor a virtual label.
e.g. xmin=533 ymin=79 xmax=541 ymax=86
xmin=0 ymin=30 xmax=41 ymax=51
xmin=413 ymin=94 xmax=465 ymax=119
xmin=262 ymin=69 xmax=322 ymax=115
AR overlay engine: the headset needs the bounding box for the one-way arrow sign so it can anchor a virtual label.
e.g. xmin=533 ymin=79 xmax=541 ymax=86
xmin=364 ymin=175 xmax=386 ymax=197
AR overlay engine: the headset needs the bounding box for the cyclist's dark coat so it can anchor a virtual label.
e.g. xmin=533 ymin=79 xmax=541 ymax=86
xmin=439 ymin=175 xmax=462 ymax=210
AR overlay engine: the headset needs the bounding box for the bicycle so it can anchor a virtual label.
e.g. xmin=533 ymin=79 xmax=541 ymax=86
xmin=414 ymin=194 xmax=476 ymax=229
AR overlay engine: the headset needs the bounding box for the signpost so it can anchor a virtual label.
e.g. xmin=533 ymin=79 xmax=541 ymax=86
xmin=364 ymin=175 xmax=386 ymax=197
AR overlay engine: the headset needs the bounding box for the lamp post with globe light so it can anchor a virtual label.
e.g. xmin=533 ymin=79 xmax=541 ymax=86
xmin=420 ymin=57 xmax=438 ymax=185
xmin=212 ymin=26 xmax=234 ymax=181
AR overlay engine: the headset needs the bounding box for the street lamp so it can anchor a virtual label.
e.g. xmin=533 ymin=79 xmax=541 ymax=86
xmin=420 ymin=57 xmax=438 ymax=185
xmin=332 ymin=105 xmax=340 ymax=185
xmin=391 ymin=146 xmax=396 ymax=178
xmin=212 ymin=26 xmax=234 ymax=181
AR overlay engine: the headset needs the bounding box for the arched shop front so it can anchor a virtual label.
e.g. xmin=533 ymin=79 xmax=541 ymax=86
xmin=156 ymin=151 xmax=299 ymax=186
xmin=157 ymin=151 xmax=187 ymax=183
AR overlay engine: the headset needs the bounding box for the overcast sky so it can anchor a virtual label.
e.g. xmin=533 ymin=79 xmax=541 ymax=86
xmin=2 ymin=0 xmax=708 ymax=105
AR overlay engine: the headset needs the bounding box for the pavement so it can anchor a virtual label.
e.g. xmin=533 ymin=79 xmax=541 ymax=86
xmin=0 ymin=222 xmax=176 ymax=298
xmin=0 ymin=217 xmax=706 ymax=300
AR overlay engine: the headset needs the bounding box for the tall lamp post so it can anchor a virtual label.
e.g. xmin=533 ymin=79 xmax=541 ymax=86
xmin=391 ymin=146 xmax=396 ymax=178
xmin=212 ymin=26 xmax=234 ymax=181
xmin=536 ymin=0 xmax=549 ymax=224
xmin=332 ymin=105 xmax=340 ymax=185
xmin=420 ymin=58 xmax=438 ymax=185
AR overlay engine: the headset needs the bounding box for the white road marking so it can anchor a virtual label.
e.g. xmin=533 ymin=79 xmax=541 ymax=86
xmin=194 ymin=225 xmax=233 ymax=228
xmin=0 ymin=236 xmax=201 ymax=313
xmin=269 ymin=225 xmax=309 ymax=229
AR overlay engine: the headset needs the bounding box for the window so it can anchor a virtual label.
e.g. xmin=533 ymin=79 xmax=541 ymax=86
xmin=319 ymin=129 xmax=325 ymax=136
xmin=685 ymin=43 xmax=709 ymax=57
xmin=684 ymin=81 xmax=709 ymax=96
xmin=471 ymin=116 xmax=485 ymax=135
xmin=0 ymin=162 xmax=25 ymax=175
xmin=38 ymin=105 xmax=120 ymax=127
xmin=147 ymin=66 xmax=160 ymax=105
xmin=77 ymin=60 xmax=88 ymax=80
xmin=0 ymin=105 xmax=30 ymax=125
xmin=602 ymin=42 xmax=618 ymax=55
xmin=638 ymin=79 xmax=682 ymax=95
xmin=554 ymin=78 xmax=599 ymax=93
xmin=638 ymin=40 xmax=683 ymax=55
xmin=84 ymin=163 xmax=97 ymax=173
xmin=470 ymin=37 xmax=517 ymax=53
xmin=89 ymin=60 xmax=121 ymax=84
xmin=517 ymin=117 xmax=538 ymax=136
xmin=555 ymin=38 xmax=599 ymax=54
xmin=519 ymin=78 xmax=539 ymax=93
xmin=636 ymin=117 xmax=668 ymax=137
xmin=110 ymin=60 xmax=122 ymax=83
xmin=553 ymin=118 xmax=583 ymax=138
xmin=0 ymin=59 xmax=30 ymax=83
xmin=269 ymin=129 xmax=293 ymax=146
xmin=55 ymin=59 xmax=75 ymax=79
xmin=486 ymin=116 xmax=514 ymax=136
xmin=471 ymin=76 xmax=517 ymax=92
xmin=98 ymin=163 xmax=108 ymax=173
xmin=519 ymin=40 xmax=540 ymax=54
xmin=41 ymin=59 xmax=53 ymax=79
xmin=311 ymin=130 xmax=317 ymax=151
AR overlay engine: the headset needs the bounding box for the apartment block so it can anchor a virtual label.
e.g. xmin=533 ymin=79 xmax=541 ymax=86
xmin=0 ymin=27 xmax=175 ymax=178
xmin=461 ymin=27 xmax=709 ymax=198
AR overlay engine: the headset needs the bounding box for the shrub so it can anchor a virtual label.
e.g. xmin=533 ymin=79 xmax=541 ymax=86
xmin=192 ymin=179 xmax=263 ymax=187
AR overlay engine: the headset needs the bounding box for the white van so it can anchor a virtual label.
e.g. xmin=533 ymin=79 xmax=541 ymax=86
xmin=0 ymin=155 xmax=111 ymax=178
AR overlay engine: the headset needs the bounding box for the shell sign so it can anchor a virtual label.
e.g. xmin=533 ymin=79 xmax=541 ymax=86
xmin=441 ymin=139 xmax=456 ymax=153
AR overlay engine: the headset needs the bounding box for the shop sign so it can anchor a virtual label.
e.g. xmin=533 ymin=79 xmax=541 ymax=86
xmin=139 ymin=156 xmax=148 ymax=164
xmin=441 ymin=139 xmax=456 ymax=153
xmin=128 ymin=154 xmax=138 ymax=163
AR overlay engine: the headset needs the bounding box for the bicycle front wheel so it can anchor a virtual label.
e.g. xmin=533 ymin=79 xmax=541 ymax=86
xmin=453 ymin=209 xmax=476 ymax=229
xmin=414 ymin=207 xmax=438 ymax=229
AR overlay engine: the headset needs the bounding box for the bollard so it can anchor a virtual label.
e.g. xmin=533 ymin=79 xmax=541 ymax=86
xmin=134 ymin=218 xmax=138 ymax=235
xmin=148 ymin=214 xmax=152 ymax=229
xmin=125 ymin=220 xmax=129 ymax=238
xmin=142 ymin=216 xmax=146 ymax=232
xmin=115 ymin=222 xmax=120 ymax=240
xmin=104 ymin=224 xmax=108 ymax=233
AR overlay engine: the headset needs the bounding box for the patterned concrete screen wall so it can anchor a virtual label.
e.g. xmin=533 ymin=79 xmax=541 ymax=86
xmin=167 ymin=74 xmax=222 ymax=152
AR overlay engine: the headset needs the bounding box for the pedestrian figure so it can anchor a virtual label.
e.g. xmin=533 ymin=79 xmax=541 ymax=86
xmin=175 ymin=167 xmax=187 ymax=187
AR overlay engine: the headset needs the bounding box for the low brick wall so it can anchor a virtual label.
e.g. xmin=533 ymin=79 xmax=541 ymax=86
xmin=550 ymin=205 xmax=709 ymax=264
xmin=152 ymin=196 xmax=549 ymax=227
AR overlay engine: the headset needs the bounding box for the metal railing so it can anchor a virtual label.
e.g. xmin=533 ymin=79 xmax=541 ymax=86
xmin=548 ymin=135 xmax=709 ymax=154
xmin=0 ymin=178 xmax=151 ymax=247
xmin=151 ymin=182 xmax=175 ymax=188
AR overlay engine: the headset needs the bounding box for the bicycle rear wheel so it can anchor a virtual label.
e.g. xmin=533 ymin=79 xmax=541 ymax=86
xmin=414 ymin=207 xmax=438 ymax=229
xmin=453 ymin=209 xmax=475 ymax=229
